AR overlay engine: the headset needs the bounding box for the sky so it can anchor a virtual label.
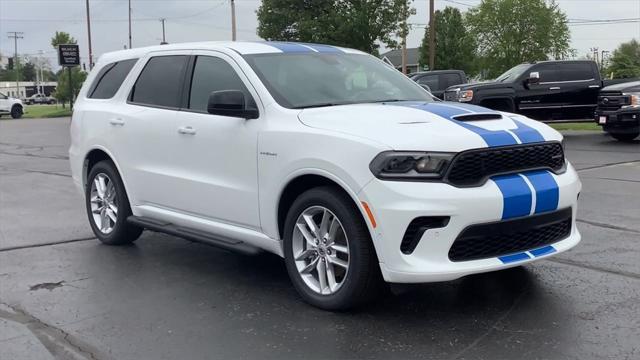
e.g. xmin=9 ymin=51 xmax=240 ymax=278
xmin=0 ymin=0 xmax=639 ymax=71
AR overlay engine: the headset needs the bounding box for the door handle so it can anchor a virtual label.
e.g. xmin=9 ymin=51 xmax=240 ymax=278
xmin=589 ymin=85 xmax=600 ymax=88
xmin=109 ymin=118 xmax=125 ymax=126
xmin=177 ymin=126 xmax=196 ymax=135
xmin=549 ymin=87 xmax=561 ymax=90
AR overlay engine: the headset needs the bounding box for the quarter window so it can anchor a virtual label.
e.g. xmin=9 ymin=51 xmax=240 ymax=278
xmin=188 ymin=56 xmax=253 ymax=112
xmin=130 ymin=55 xmax=188 ymax=108
xmin=88 ymin=59 xmax=138 ymax=99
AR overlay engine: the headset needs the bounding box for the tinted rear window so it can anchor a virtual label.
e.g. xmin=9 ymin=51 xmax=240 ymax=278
xmin=130 ymin=55 xmax=188 ymax=108
xmin=556 ymin=63 xmax=595 ymax=81
xmin=88 ymin=59 xmax=138 ymax=99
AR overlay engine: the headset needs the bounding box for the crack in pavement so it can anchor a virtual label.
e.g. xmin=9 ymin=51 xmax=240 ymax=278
xmin=576 ymin=159 xmax=640 ymax=172
xmin=545 ymin=257 xmax=640 ymax=280
xmin=450 ymin=287 xmax=529 ymax=359
xmin=576 ymin=219 xmax=640 ymax=234
xmin=0 ymin=236 xmax=96 ymax=252
xmin=0 ymin=301 xmax=104 ymax=360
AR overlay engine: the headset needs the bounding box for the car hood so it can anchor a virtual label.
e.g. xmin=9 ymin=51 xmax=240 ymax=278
xmin=447 ymin=81 xmax=507 ymax=92
xmin=298 ymin=101 xmax=561 ymax=151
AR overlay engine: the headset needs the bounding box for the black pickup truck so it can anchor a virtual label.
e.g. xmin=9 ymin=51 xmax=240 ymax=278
xmin=409 ymin=70 xmax=467 ymax=99
xmin=595 ymin=81 xmax=639 ymax=142
xmin=444 ymin=60 xmax=635 ymax=121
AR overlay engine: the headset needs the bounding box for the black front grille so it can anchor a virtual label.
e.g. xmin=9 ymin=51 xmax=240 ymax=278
xmin=448 ymin=208 xmax=572 ymax=262
xmin=598 ymin=91 xmax=630 ymax=111
xmin=445 ymin=142 xmax=565 ymax=187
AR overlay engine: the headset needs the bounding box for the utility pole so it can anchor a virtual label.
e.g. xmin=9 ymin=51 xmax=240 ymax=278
xmin=39 ymin=50 xmax=45 ymax=94
xmin=231 ymin=0 xmax=237 ymax=41
xmin=428 ymin=0 xmax=435 ymax=70
xmin=7 ymin=32 xmax=24 ymax=99
xmin=160 ymin=18 xmax=167 ymax=44
xmin=128 ymin=0 xmax=132 ymax=48
xmin=85 ymin=0 xmax=94 ymax=69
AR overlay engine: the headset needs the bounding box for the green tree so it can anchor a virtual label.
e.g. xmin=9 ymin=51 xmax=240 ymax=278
xmin=466 ymin=0 xmax=571 ymax=78
xmin=53 ymin=67 xmax=86 ymax=105
xmin=51 ymin=31 xmax=77 ymax=48
xmin=50 ymin=31 xmax=84 ymax=107
xmin=418 ymin=6 xmax=477 ymax=75
xmin=21 ymin=61 xmax=36 ymax=81
xmin=605 ymin=39 xmax=640 ymax=79
xmin=257 ymin=0 xmax=414 ymax=55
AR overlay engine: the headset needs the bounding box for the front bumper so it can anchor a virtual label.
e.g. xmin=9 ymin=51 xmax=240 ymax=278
xmin=359 ymin=164 xmax=581 ymax=283
xmin=596 ymin=107 xmax=640 ymax=134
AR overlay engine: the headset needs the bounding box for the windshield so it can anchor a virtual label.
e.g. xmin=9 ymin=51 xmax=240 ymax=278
xmin=495 ymin=64 xmax=531 ymax=82
xmin=243 ymin=53 xmax=432 ymax=109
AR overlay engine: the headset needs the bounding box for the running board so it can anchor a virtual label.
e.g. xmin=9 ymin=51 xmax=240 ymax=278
xmin=127 ymin=216 xmax=262 ymax=256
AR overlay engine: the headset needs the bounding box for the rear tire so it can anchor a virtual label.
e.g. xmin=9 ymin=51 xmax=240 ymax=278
xmin=85 ymin=160 xmax=142 ymax=245
xmin=283 ymin=186 xmax=383 ymax=310
xmin=10 ymin=105 xmax=23 ymax=119
xmin=610 ymin=132 xmax=639 ymax=142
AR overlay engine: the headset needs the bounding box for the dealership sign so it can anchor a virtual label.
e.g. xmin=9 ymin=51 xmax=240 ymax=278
xmin=58 ymin=44 xmax=80 ymax=67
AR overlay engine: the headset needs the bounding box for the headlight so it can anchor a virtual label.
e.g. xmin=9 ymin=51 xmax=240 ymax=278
xmin=458 ymin=90 xmax=473 ymax=102
xmin=624 ymin=92 xmax=639 ymax=107
xmin=369 ymin=151 xmax=455 ymax=180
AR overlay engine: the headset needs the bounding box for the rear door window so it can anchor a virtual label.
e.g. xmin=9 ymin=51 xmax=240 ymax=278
xmin=129 ymin=55 xmax=189 ymax=108
xmin=416 ymin=75 xmax=439 ymax=90
xmin=556 ymin=63 xmax=595 ymax=82
xmin=88 ymin=59 xmax=138 ymax=99
xmin=441 ymin=73 xmax=464 ymax=88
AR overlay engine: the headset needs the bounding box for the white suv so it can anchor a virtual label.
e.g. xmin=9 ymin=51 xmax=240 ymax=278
xmin=70 ymin=42 xmax=581 ymax=309
xmin=0 ymin=92 xmax=24 ymax=119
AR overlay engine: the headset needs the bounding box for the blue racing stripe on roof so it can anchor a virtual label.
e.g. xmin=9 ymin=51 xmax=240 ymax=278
xmin=266 ymin=42 xmax=313 ymax=53
xmin=301 ymin=43 xmax=344 ymax=53
xmin=529 ymin=245 xmax=556 ymax=257
xmin=523 ymin=170 xmax=559 ymax=213
xmin=492 ymin=174 xmax=533 ymax=219
xmin=499 ymin=252 xmax=531 ymax=264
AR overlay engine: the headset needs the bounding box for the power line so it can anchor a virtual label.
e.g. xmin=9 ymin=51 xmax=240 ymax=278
xmin=7 ymin=32 xmax=24 ymax=99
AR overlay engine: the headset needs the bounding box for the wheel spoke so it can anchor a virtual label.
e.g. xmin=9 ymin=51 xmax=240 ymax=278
xmin=295 ymin=249 xmax=316 ymax=261
xmin=100 ymin=209 xmax=109 ymax=231
xmin=106 ymin=208 xmax=117 ymax=223
xmin=296 ymin=223 xmax=316 ymax=247
xmin=300 ymin=257 xmax=319 ymax=274
xmin=303 ymin=214 xmax=320 ymax=238
xmin=90 ymin=195 xmax=100 ymax=204
xmin=105 ymin=182 xmax=116 ymax=201
xmin=107 ymin=203 xmax=118 ymax=215
xmin=94 ymin=178 xmax=105 ymax=198
xmin=325 ymin=261 xmax=337 ymax=292
xmin=319 ymin=209 xmax=330 ymax=238
xmin=317 ymin=259 xmax=327 ymax=293
xmin=330 ymin=244 xmax=349 ymax=255
xmin=327 ymin=217 xmax=340 ymax=242
xmin=92 ymin=206 xmax=104 ymax=214
xmin=327 ymin=255 xmax=348 ymax=269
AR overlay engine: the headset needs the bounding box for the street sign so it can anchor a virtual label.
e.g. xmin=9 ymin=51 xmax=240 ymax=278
xmin=57 ymin=44 xmax=80 ymax=67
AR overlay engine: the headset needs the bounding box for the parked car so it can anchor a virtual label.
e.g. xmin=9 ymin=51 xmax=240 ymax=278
xmin=23 ymin=93 xmax=56 ymax=105
xmin=595 ymin=80 xmax=640 ymax=142
xmin=70 ymin=42 xmax=581 ymax=310
xmin=409 ymin=70 xmax=467 ymax=99
xmin=444 ymin=60 xmax=636 ymax=121
xmin=0 ymin=92 xmax=24 ymax=119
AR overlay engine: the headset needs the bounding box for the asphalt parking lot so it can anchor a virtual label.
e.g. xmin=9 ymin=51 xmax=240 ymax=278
xmin=1 ymin=117 xmax=638 ymax=360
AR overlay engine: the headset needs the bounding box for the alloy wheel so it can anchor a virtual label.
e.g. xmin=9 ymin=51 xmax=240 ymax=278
xmin=89 ymin=173 xmax=118 ymax=234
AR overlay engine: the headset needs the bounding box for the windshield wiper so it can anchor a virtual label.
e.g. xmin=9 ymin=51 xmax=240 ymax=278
xmin=292 ymin=102 xmax=347 ymax=109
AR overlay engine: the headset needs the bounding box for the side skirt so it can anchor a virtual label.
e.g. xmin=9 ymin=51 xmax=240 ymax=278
xmin=127 ymin=216 xmax=263 ymax=256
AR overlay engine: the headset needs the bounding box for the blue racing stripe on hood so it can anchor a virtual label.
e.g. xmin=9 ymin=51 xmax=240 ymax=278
xmin=511 ymin=119 xmax=546 ymax=143
xmin=391 ymin=102 xmax=518 ymax=147
xmin=492 ymin=174 xmax=533 ymax=219
xmin=523 ymin=170 xmax=559 ymax=213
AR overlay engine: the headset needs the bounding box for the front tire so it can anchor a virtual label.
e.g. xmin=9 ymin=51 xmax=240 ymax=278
xmin=283 ymin=186 xmax=382 ymax=310
xmin=610 ymin=132 xmax=639 ymax=142
xmin=10 ymin=105 xmax=23 ymax=119
xmin=85 ymin=160 xmax=142 ymax=245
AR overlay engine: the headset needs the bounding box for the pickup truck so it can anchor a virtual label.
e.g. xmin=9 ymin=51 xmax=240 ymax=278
xmin=409 ymin=70 xmax=467 ymax=99
xmin=444 ymin=60 xmax=635 ymax=121
xmin=595 ymin=80 xmax=639 ymax=142
xmin=23 ymin=93 xmax=56 ymax=105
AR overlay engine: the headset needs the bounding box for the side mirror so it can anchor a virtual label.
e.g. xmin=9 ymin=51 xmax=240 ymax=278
xmin=207 ymin=90 xmax=259 ymax=119
xmin=419 ymin=84 xmax=432 ymax=93
xmin=526 ymin=71 xmax=540 ymax=85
